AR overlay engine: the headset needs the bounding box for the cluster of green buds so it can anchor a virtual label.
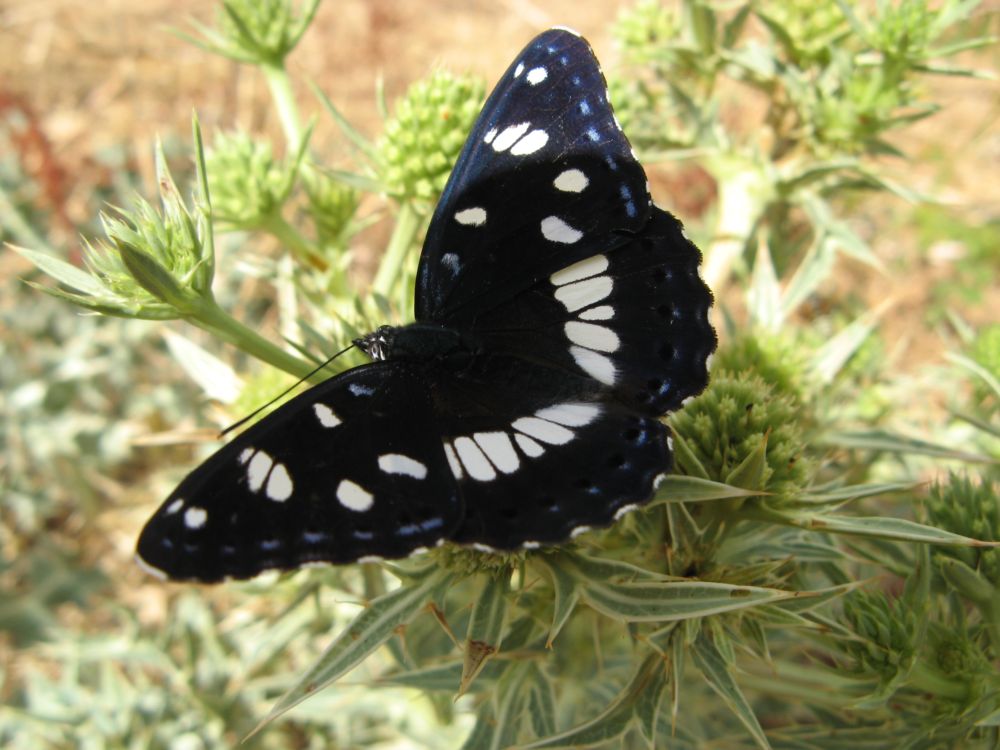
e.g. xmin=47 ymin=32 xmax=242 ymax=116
xmin=20 ymin=144 xmax=214 ymax=322
xmin=927 ymin=475 xmax=1000 ymax=612
xmin=301 ymin=169 xmax=358 ymax=248
xmin=669 ymin=370 xmax=810 ymax=503
xmin=186 ymin=0 xmax=321 ymax=67
xmin=378 ymin=70 xmax=485 ymax=203
xmin=842 ymin=587 xmax=920 ymax=680
xmin=756 ymin=0 xmax=849 ymax=64
xmin=206 ymin=131 xmax=297 ymax=231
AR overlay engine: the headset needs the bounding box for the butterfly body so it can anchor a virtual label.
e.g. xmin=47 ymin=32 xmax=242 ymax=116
xmin=136 ymin=29 xmax=716 ymax=583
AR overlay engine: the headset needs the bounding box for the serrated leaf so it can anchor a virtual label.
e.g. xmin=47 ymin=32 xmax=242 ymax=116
xmin=810 ymin=302 xmax=888 ymax=383
xmin=581 ymin=579 xmax=797 ymax=623
xmin=11 ymin=245 xmax=110 ymax=296
xmin=524 ymin=663 xmax=557 ymax=739
xmin=774 ymin=511 xmax=997 ymax=547
xmin=796 ymin=482 xmax=920 ymax=507
xmin=748 ymin=237 xmax=782 ymax=330
xmin=781 ymin=236 xmax=836 ymax=317
xmin=667 ymin=429 xmax=710 ymax=479
xmin=248 ymin=567 xmax=454 ymax=737
xmin=460 ymin=571 xmax=510 ymax=696
xmin=947 ymin=352 xmax=1000 ymax=401
xmin=516 ymin=652 xmax=667 ymax=749
xmin=822 ymin=429 xmax=997 ymax=463
xmin=691 ymin=632 xmax=772 ymax=750
xmin=651 ymin=475 xmax=762 ymax=505
xmin=532 ymin=556 xmax=581 ymax=647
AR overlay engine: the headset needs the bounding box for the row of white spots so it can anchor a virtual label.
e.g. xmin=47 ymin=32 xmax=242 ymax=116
xmin=164 ymin=496 xmax=210 ymax=532
xmin=331 ymin=451 xmax=430 ymax=515
xmin=443 ymin=402 xmax=601 ymax=482
xmin=239 ymin=448 xmax=294 ymax=502
xmin=549 ymin=255 xmax=619 ymax=385
xmin=483 ymin=121 xmax=550 ymax=156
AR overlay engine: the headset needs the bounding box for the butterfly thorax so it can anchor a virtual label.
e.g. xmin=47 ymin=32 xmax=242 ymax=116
xmin=355 ymin=323 xmax=478 ymax=369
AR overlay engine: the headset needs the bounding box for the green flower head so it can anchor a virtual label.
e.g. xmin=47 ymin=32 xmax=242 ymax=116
xmin=670 ymin=371 xmax=810 ymax=502
xmin=378 ymin=70 xmax=485 ymax=203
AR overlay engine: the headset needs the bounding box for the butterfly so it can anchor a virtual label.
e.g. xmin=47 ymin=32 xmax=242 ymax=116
xmin=136 ymin=28 xmax=716 ymax=583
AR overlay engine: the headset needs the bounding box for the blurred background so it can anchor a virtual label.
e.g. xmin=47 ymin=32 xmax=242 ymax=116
xmin=1 ymin=1 xmax=998 ymax=748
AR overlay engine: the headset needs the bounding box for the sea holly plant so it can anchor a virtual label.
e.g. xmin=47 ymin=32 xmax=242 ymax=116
xmin=6 ymin=0 xmax=1000 ymax=748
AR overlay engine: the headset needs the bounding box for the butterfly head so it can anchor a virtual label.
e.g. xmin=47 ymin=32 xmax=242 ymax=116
xmin=354 ymin=326 xmax=395 ymax=361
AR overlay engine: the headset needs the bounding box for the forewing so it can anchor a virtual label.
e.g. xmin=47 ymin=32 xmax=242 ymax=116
xmin=476 ymin=207 xmax=716 ymax=416
xmin=416 ymin=28 xmax=650 ymax=323
xmin=136 ymin=364 xmax=462 ymax=582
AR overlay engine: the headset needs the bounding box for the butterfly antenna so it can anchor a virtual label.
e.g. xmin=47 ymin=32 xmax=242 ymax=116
xmin=219 ymin=342 xmax=357 ymax=437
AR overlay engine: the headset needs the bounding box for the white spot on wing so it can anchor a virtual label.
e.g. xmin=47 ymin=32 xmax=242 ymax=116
xmin=526 ymin=66 xmax=548 ymax=85
xmin=541 ymin=216 xmax=583 ymax=244
xmin=579 ymin=305 xmax=615 ymax=321
xmin=454 ymin=437 xmax=497 ymax=481
xmin=554 ymin=275 xmax=613 ymax=312
xmin=442 ymin=253 xmax=461 ymax=273
xmin=554 ymin=169 xmax=588 ymax=192
xmin=484 ymin=127 xmax=498 ymax=144
xmin=455 ymin=207 xmax=487 ymax=226
xmin=570 ymin=345 xmax=617 ymax=385
xmin=266 ymin=463 xmax=293 ymax=501
xmin=166 ymin=498 xmax=184 ymax=515
xmin=492 ymin=122 xmax=531 ymax=152
xmin=337 ymin=479 xmax=374 ymax=512
xmin=550 ymin=254 xmax=608 ymax=285
xmin=378 ymin=453 xmax=428 ymax=480
xmin=514 ymin=62 xmax=524 ymax=77
xmin=349 ymin=383 xmax=374 ymax=397
xmin=247 ymin=451 xmax=273 ymax=492
xmin=535 ymin=402 xmax=600 ymax=427
xmin=565 ymin=321 xmax=620 ymax=352
xmin=184 ymin=506 xmax=208 ymax=529
xmin=514 ymin=433 xmax=545 ymax=458
xmin=510 ymin=129 xmax=549 ymax=155
xmin=473 ymin=432 xmax=519 ymax=474
xmin=443 ymin=442 xmax=463 ymax=479
xmin=313 ymin=403 xmax=341 ymax=428
xmin=238 ymin=448 xmax=254 ymax=464
xmin=512 ymin=417 xmax=574 ymax=445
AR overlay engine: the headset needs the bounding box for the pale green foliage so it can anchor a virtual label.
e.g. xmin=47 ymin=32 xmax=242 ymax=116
xmin=5 ymin=0 xmax=1000 ymax=748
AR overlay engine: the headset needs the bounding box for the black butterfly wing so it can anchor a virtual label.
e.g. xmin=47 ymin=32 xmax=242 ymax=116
xmin=475 ymin=207 xmax=716 ymax=417
xmin=416 ymin=29 xmax=650 ymax=323
xmin=427 ymin=353 xmax=671 ymax=549
xmin=136 ymin=364 xmax=463 ymax=582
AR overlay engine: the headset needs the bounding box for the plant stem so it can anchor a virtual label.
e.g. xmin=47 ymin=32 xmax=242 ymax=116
xmin=263 ymin=213 xmax=326 ymax=270
xmin=189 ymin=297 xmax=318 ymax=381
xmin=262 ymin=62 xmax=303 ymax=153
xmin=701 ymin=162 xmax=768 ymax=291
xmin=372 ymin=201 xmax=422 ymax=299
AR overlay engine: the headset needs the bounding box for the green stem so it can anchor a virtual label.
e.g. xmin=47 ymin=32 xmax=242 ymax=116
xmin=262 ymin=62 xmax=302 ymax=153
xmin=371 ymin=201 xmax=422 ymax=299
xmin=189 ymin=297 xmax=318 ymax=382
xmin=263 ymin=213 xmax=325 ymax=268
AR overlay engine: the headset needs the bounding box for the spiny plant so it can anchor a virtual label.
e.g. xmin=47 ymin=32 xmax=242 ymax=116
xmin=5 ymin=1 xmax=999 ymax=748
